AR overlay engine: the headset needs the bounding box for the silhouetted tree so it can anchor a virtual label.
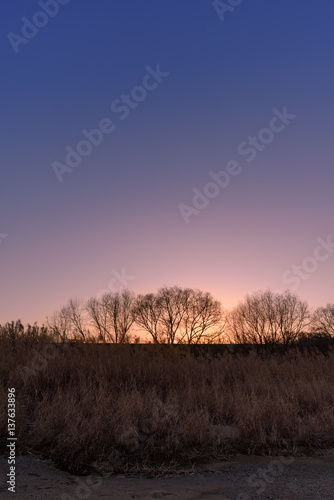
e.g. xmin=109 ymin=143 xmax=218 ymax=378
xmin=133 ymin=292 xmax=163 ymax=343
xmin=227 ymin=289 xmax=310 ymax=346
xmin=311 ymin=304 xmax=334 ymax=338
xmin=134 ymin=286 xmax=224 ymax=344
xmin=178 ymin=288 xmax=224 ymax=344
xmin=47 ymin=306 xmax=72 ymax=342
xmin=47 ymin=298 xmax=88 ymax=342
xmin=62 ymin=298 xmax=88 ymax=341
xmin=86 ymin=296 xmax=109 ymax=342
xmin=86 ymin=289 xmax=135 ymax=343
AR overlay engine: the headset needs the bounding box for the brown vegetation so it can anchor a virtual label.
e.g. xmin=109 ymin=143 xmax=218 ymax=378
xmin=1 ymin=335 xmax=334 ymax=475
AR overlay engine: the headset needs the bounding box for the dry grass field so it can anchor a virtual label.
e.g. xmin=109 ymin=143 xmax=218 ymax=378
xmin=1 ymin=339 xmax=334 ymax=476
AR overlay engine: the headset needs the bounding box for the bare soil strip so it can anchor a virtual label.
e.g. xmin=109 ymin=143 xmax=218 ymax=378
xmin=1 ymin=451 xmax=334 ymax=499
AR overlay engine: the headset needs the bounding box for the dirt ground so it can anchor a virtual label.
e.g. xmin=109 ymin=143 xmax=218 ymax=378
xmin=1 ymin=450 xmax=334 ymax=499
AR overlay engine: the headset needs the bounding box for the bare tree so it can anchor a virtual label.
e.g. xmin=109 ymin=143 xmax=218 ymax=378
xmin=227 ymin=290 xmax=310 ymax=346
xmin=134 ymin=287 xmax=224 ymax=344
xmin=311 ymin=304 xmax=334 ymax=338
xmin=103 ymin=289 xmax=136 ymax=343
xmin=86 ymin=289 xmax=135 ymax=343
xmin=47 ymin=298 xmax=87 ymax=342
xmin=47 ymin=307 xmax=72 ymax=342
xmin=180 ymin=289 xmax=224 ymax=344
xmin=274 ymin=290 xmax=310 ymax=346
xmin=227 ymin=291 xmax=272 ymax=345
xmin=66 ymin=298 xmax=88 ymax=341
xmin=157 ymin=286 xmax=188 ymax=344
xmin=86 ymin=296 xmax=109 ymax=342
xmin=133 ymin=292 xmax=164 ymax=343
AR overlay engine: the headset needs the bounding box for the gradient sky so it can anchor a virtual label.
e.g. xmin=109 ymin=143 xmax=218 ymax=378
xmin=1 ymin=0 xmax=333 ymax=325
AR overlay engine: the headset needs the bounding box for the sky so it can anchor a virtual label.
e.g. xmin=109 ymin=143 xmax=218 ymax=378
xmin=0 ymin=0 xmax=333 ymax=325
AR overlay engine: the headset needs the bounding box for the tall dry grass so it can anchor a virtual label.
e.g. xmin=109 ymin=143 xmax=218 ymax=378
xmin=1 ymin=340 xmax=334 ymax=474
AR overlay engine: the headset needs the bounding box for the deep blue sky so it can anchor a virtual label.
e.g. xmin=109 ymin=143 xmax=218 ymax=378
xmin=1 ymin=0 xmax=334 ymax=323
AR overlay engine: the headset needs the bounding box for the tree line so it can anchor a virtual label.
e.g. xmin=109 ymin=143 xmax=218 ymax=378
xmin=1 ymin=287 xmax=334 ymax=346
